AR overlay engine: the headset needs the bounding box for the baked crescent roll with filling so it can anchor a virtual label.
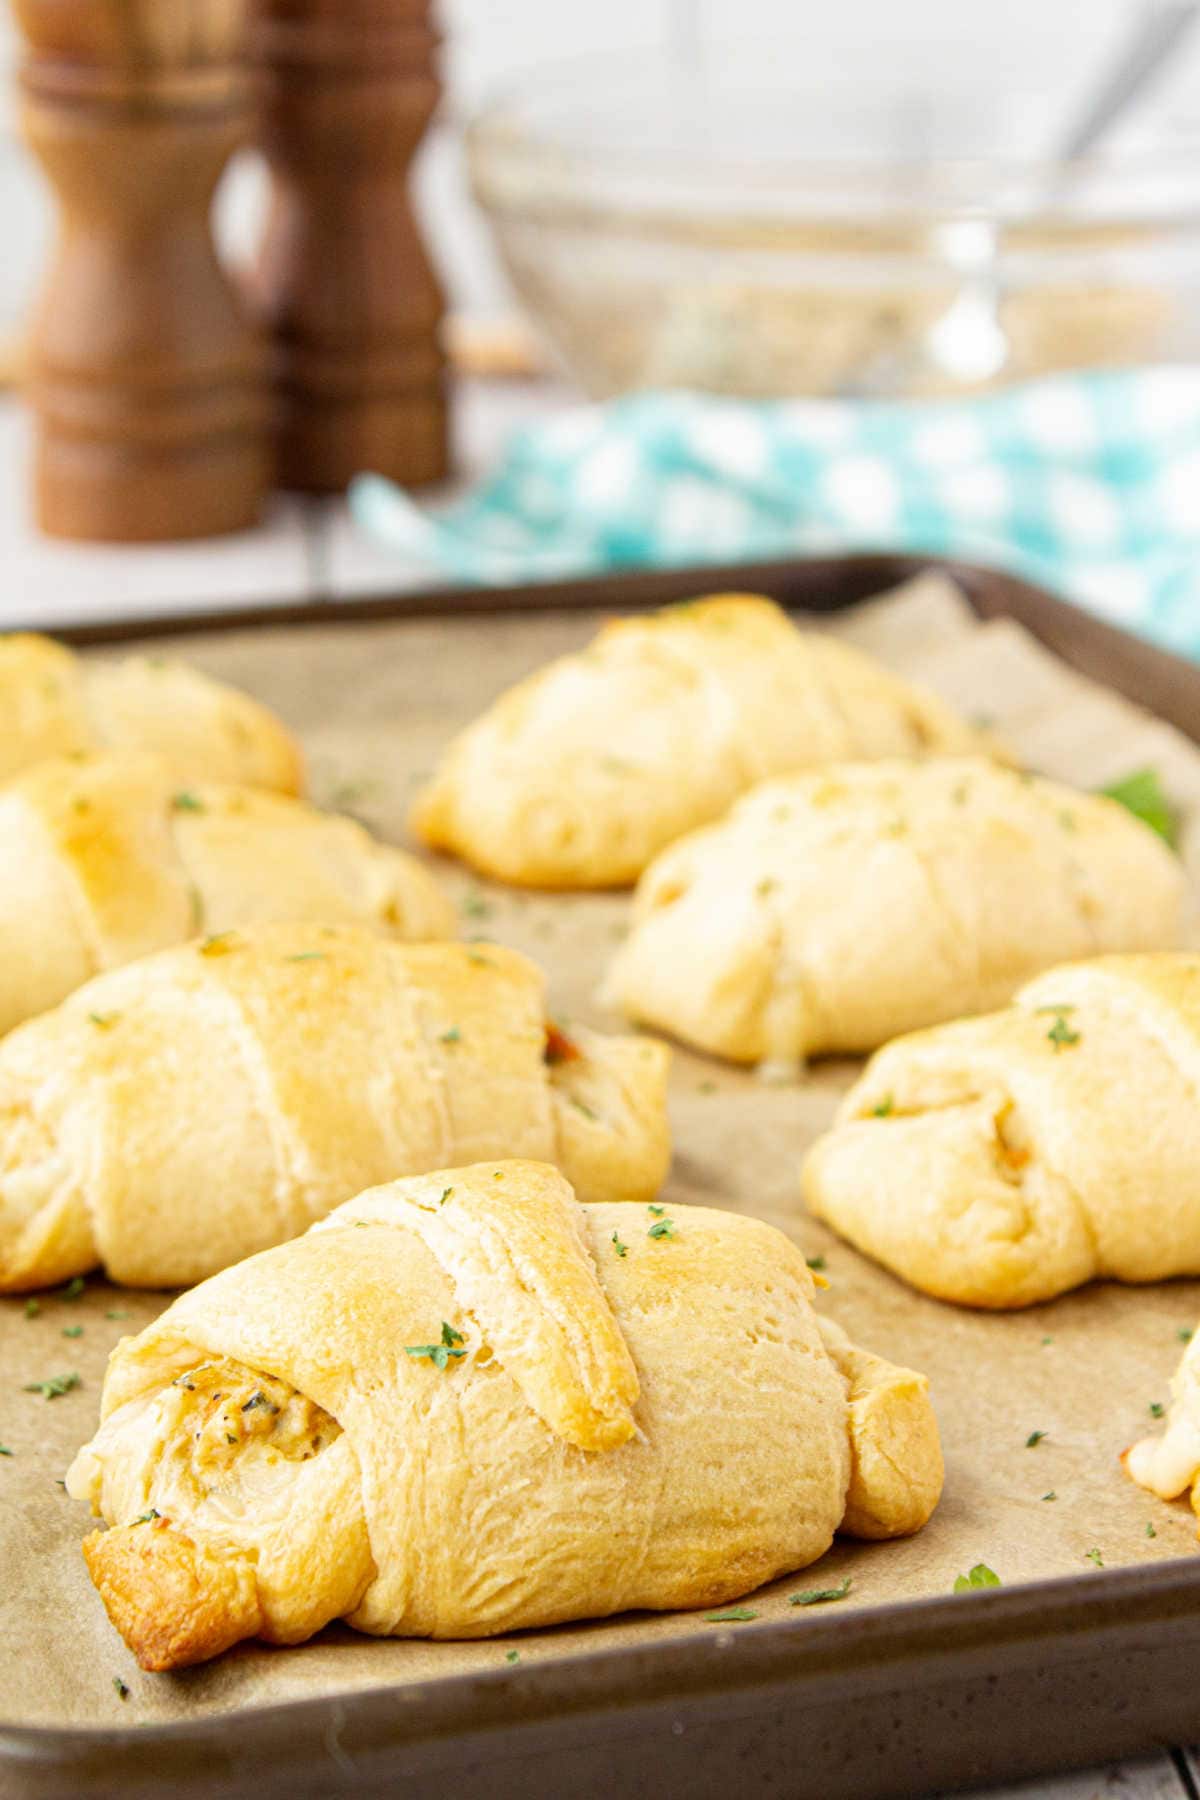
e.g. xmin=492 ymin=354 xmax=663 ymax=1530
xmin=1122 ymin=1328 xmax=1200 ymax=1518
xmin=0 ymin=632 xmax=301 ymax=793
xmin=607 ymin=758 xmax=1183 ymax=1065
xmin=0 ymin=929 xmax=669 ymax=1293
xmin=410 ymin=594 xmax=990 ymax=889
xmin=66 ymin=1161 xmax=944 ymax=1669
xmin=804 ymin=954 xmax=1200 ymax=1309
xmin=0 ymin=752 xmax=455 ymax=1034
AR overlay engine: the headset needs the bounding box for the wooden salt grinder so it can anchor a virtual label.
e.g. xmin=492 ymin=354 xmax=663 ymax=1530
xmin=247 ymin=0 xmax=450 ymax=493
xmin=15 ymin=0 xmax=271 ymax=542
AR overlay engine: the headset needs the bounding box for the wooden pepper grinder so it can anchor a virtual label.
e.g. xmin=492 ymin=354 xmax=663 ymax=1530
xmin=246 ymin=0 xmax=450 ymax=493
xmin=15 ymin=0 xmax=271 ymax=542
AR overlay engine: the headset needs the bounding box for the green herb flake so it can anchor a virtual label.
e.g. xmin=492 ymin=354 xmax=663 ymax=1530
xmin=134 ymin=1509 xmax=160 ymax=1525
xmin=23 ymin=1299 xmax=40 ymax=1320
xmin=88 ymin=1011 xmax=119 ymax=1031
xmin=1146 ymin=1522 xmax=1158 ymax=1539
xmin=0 ymin=1445 xmax=12 ymax=1457
xmin=1045 ymin=1012 xmax=1081 ymax=1051
xmin=285 ymin=952 xmax=327 ymax=963
xmin=106 ymin=1310 xmax=128 ymax=1321
xmin=240 ymin=1391 xmax=279 ymax=1415
xmin=569 ymin=1096 xmax=597 ymax=1121
xmin=697 ymin=1080 xmax=717 ymax=1095
xmin=1099 ymin=768 xmax=1179 ymax=848
xmin=953 ymin=1563 xmax=1001 ymax=1593
xmin=703 ymin=1607 xmax=758 ymax=1624
xmin=1025 ymin=1430 xmax=1046 ymax=1448
xmin=505 ymin=1649 xmax=521 ymax=1664
xmin=1086 ymin=1548 xmax=1104 ymax=1567
xmin=171 ymin=791 xmax=204 ymax=814
xmin=612 ymin=1232 xmax=629 ymax=1259
xmin=1042 ymin=1492 xmax=1057 ymax=1502
xmin=789 ymin=1576 xmax=851 ymax=1607
xmin=871 ymin=1094 xmax=894 ymax=1118
xmin=1150 ymin=1401 xmax=1166 ymax=1418
xmin=439 ymin=1027 xmax=462 ymax=1045
xmin=24 ymin=1372 xmax=80 ymax=1401
xmin=439 ymin=1187 xmax=454 ymax=1206
xmin=1041 ymin=1336 xmax=1054 ymax=1346
xmin=405 ymin=1323 xmax=468 ymax=1372
xmin=1179 ymin=1328 xmax=1194 ymax=1343
xmin=62 ymin=1325 xmax=83 ymax=1339
xmin=806 ymin=1255 xmax=827 ymax=1273
xmin=113 ymin=1677 xmax=130 ymax=1700
xmin=648 ymin=1204 xmax=666 ymax=1217
xmin=648 ymin=1219 xmax=677 ymax=1241
xmin=61 ymin=1276 xmax=85 ymax=1301
xmin=461 ymin=891 xmax=492 ymax=920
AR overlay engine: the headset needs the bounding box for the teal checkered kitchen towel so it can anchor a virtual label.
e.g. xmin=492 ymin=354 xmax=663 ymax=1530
xmin=350 ymin=369 xmax=1200 ymax=658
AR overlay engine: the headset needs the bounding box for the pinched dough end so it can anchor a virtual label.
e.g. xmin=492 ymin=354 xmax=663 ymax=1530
xmin=820 ymin=1320 xmax=945 ymax=1540
xmin=82 ymin=1521 xmax=263 ymax=1672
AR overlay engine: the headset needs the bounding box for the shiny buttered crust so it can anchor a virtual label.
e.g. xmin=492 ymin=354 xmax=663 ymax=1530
xmin=0 ymin=752 xmax=456 ymax=1034
xmin=608 ymin=758 xmax=1183 ymax=1063
xmin=0 ymin=928 xmax=670 ymax=1292
xmin=67 ymin=1161 xmax=943 ymax=1668
xmin=411 ymin=594 xmax=990 ymax=888
xmin=0 ymin=633 xmax=302 ymax=793
xmin=804 ymin=954 xmax=1200 ymax=1309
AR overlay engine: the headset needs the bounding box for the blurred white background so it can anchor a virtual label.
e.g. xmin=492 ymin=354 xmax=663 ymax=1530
xmin=0 ymin=0 xmax=1196 ymax=336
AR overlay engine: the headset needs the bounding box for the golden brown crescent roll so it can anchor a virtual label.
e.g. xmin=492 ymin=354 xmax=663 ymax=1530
xmin=410 ymin=594 xmax=990 ymax=888
xmin=66 ymin=1161 xmax=943 ymax=1669
xmin=804 ymin=954 xmax=1200 ymax=1309
xmin=0 ymin=632 xmax=301 ymax=793
xmin=607 ymin=758 xmax=1183 ymax=1065
xmin=1123 ymin=1329 xmax=1200 ymax=1521
xmin=0 ymin=929 xmax=669 ymax=1293
xmin=0 ymin=752 xmax=455 ymax=1034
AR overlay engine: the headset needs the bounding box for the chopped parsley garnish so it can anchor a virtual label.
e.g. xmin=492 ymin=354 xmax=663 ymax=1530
xmin=1041 ymin=1336 xmax=1054 ymax=1346
xmin=569 ymin=1096 xmax=597 ymax=1121
xmin=61 ymin=1277 xmax=85 ymax=1301
xmin=285 ymin=952 xmax=327 ymax=963
xmin=134 ymin=1509 xmax=160 ymax=1525
xmin=1179 ymin=1327 xmax=1194 ymax=1343
xmin=405 ymin=1322 xmax=467 ymax=1371
xmin=953 ymin=1563 xmax=1001 ymax=1592
xmin=789 ymin=1576 xmax=851 ymax=1607
xmin=0 ymin=1445 xmax=11 ymax=1457
xmin=106 ymin=1310 xmax=128 ymax=1320
xmin=648 ymin=1219 xmax=677 ymax=1241
xmin=505 ymin=1649 xmax=521 ymax=1664
xmin=240 ymin=1391 xmax=279 ymax=1415
xmin=704 ymin=1607 xmax=758 ymax=1623
xmin=24 ymin=1372 xmax=80 ymax=1400
xmin=648 ymin=1204 xmax=665 ymax=1217
xmin=439 ymin=1187 xmax=454 ymax=1206
xmin=806 ymin=1255 xmax=827 ymax=1272
xmin=1025 ymin=1431 xmax=1046 ymax=1448
xmin=62 ymin=1325 xmax=83 ymax=1339
xmin=1085 ymin=1548 xmax=1104 ymax=1567
xmin=88 ymin=1011 xmax=119 ymax=1030
xmin=1150 ymin=1401 xmax=1166 ymax=1418
xmin=1043 ymin=1011 xmax=1081 ymax=1051
xmin=1146 ymin=1522 xmax=1158 ymax=1539
xmin=1042 ymin=1492 xmax=1057 ymax=1502
xmin=23 ymin=1299 xmax=39 ymax=1320
xmin=871 ymin=1094 xmax=894 ymax=1118
xmin=611 ymin=1232 xmax=629 ymax=1259
xmin=697 ymin=1080 xmax=717 ymax=1095
xmin=440 ymin=1027 xmax=462 ymax=1045
xmin=462 ymin=891 xmax=492 ymax=920
xmin=171 ymin=791 xmax=204 ymax=813
xmin=1099 ymin=768 xmax=1178 ymax=848
xmin=113 ymin=1677 xmax=130 ymax=1700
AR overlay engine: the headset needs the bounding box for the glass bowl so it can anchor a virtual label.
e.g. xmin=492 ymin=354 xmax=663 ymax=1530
xmin=467 ymin=53 xmax=1200 ymax=400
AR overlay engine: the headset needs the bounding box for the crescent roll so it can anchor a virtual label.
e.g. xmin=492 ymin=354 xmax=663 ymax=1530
xmin=804 ymin=954 xmax=1200 ymax=1309
xmin=1123 ymin=1329 xmax=1200 ymax=1521
xmin=0 ymin=753 xmax=455 ymax=1034
xmin=0 ymin=632 xmax=301 ymax=793
xmin=66 ymin=1160 xmax=943 ymax=1669
xmin=607 ymin=758 xmax=1183 ymax=1064
xmin=410 ymin=594 xmax=990 ymax=888
xmin=0 ymin=929 xmax=670 ymax=1293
